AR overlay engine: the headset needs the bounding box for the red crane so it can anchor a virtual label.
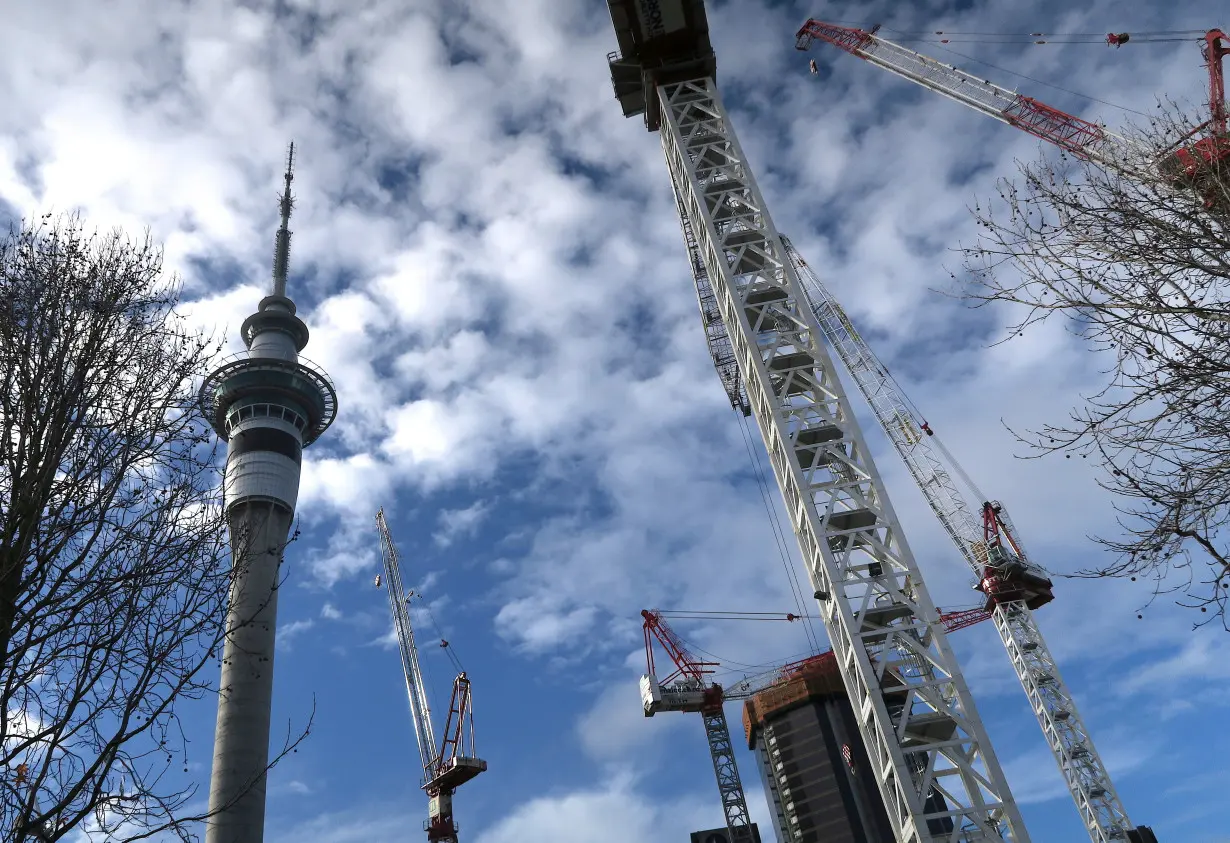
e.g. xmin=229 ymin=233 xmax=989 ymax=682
xmin=795 ymin=20 xmax=1230 ymax=204
xmin=640 ymin=609 xmax=754 ymax=843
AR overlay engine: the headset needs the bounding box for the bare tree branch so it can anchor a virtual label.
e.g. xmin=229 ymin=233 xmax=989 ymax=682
xmin=950 ymin=104 xmax=1230 ymax=628
xmin=0 ymin=214 xmax=309 ymax=841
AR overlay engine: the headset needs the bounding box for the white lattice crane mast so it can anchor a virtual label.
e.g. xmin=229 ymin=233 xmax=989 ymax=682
xmin=640 ymin=610 xmax=755 ymax=842
xmin=781 ymin=237 xmax=1144 ymax=843
xmin=606 ymin=3 xmax=1028 ymax=841
xmin=376 ymin=509 xmax=486 ymax=843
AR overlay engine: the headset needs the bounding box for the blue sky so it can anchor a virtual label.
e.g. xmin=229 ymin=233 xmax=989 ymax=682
xmin=3 ymin=0 xmax=1229 ymax=840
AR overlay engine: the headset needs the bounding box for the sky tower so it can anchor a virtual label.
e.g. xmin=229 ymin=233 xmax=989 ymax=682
xmin=198 ymin=144 xmax=338 ymax=842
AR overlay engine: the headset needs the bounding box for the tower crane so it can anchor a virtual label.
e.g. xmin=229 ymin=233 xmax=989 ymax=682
xmin=375 ymin=509 xmax=486 ymax=843
xmin=607 ymin=2 xmax=1028 ymax=839
xmin=640 ymin=609 xmax=755 ymax=843
xmin=781 ymin=236 xmax=1157 ymax=843
xmin=642 ymin=607 xmax=997 ymax=838
xmin=794 ymin=20 xmax=1229 ymax=205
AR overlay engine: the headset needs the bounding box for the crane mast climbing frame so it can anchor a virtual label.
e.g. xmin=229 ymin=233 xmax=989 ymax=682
xmin=606 ymin=3 xmax=1030 ymax=831
xmin=783 ymin=238 xmax=1136 ymax=843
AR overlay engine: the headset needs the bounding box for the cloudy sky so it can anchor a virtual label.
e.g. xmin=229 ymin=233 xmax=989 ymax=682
xmin=4 ymin=0 xmax=1229 ymax=840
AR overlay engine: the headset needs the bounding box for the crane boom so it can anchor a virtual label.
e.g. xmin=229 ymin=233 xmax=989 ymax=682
xmin=794 ymin=20 xmax=1123 ymax=166
xmin=781 ymin=237 xmax=1139 ymax=843
xmin=376 ymin=507 xmax=437 ymax=777
xmin=607 ymin=3 xmax=1028 ymax=838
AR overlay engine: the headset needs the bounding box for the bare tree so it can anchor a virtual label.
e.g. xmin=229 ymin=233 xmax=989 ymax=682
xmin=956 ymin=104 xmax=1230 ymax=627
xmin=0 ymin=215 xmax=305 ymax=841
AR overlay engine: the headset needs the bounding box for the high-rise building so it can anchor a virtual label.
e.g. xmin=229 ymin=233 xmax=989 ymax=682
xmin=742 ymin=656 xmax=895 ymax=843
xmin=198 ymin=145 xmax=337 ymax=842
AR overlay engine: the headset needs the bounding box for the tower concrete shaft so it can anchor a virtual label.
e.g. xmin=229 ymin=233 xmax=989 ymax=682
xmin=199 ymin=143 xmax=337 ymax=843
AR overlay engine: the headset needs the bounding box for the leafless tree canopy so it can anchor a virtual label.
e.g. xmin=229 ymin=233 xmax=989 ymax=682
xmin=0 ymin=214 xmax=231 ymax=840
xmin=958 ymin=105 xmax=1230 ymax=627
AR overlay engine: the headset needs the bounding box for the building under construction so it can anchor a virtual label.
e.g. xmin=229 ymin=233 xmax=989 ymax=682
xmin=742 ymin=655 xmax=896 ymax=843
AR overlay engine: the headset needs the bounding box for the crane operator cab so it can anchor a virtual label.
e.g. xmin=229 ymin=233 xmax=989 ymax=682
xmin=977 ymin=502 xmax=1054 ymax=611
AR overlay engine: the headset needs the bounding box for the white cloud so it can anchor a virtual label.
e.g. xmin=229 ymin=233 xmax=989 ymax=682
xmin=575 ymin=679 xmax=684 ymax=763
xmin=471 ymin=770 xmax=716 ymax=843
xmin=277 ymin=618 xmax=315 ymax=651
xmin=434 ymin=500 xmax=490 ymax=547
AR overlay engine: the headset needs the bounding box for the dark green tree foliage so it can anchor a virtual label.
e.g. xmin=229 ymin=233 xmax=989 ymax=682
xmin=0 ymin=215 xmax=229 ymax=840
xmin=960 ymin=107 xmax=1230 ymax=627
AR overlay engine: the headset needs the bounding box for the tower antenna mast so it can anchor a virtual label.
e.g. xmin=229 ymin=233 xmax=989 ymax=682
xmin=272 ymin=142 xmax=294 ymax=298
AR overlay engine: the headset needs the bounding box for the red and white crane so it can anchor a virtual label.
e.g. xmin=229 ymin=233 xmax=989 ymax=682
xmin=607 ymin=2 xmax=1028 ymax=839
xmin=640 ymin=609 xmax=755 ymax=843
xmin=375 ymin=509 xmax=486 ymax=843
xmin=794 ymin=20 xmax=1229 ymax=204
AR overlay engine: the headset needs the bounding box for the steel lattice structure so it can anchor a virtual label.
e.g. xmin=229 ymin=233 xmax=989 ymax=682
xmin=654 ymin=75 xmax=1027 ymax=842
xmin=376 ymin=509 xmax=486 ymax=843
xmin=675 ymin=183 xmax=751 ymax=417
xmin=376 ymin=509 xmax=437 ymax=778
xmin=783 ymin=239 xmax=1134 ymax=842
xmin=794 ymin=21 xmax=1124 ymax=167
xmin=703 ymin=710 xmax=753 ymax=835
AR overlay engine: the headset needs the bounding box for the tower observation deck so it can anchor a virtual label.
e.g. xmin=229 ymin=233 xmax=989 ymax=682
xmin=198 ymin=144 xmax=337 ymax=843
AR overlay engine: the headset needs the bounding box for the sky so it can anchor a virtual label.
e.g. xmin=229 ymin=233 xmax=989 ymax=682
xmin=2 ymin=0 xmax=1229 ymax=840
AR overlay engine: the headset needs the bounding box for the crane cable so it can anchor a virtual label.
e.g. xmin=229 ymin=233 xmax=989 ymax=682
xmin=858 ymin=24 xmax=1208 ymax=44
xmin=399 ymin=586 xmax=465 ymax=691
xmin=419 ymin=594 xmax=466 ymax=675
xmin=928 ymin=43 xmax=1155 ymax=118
xmin=735 ymin=412 xmax=823 ymax=653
